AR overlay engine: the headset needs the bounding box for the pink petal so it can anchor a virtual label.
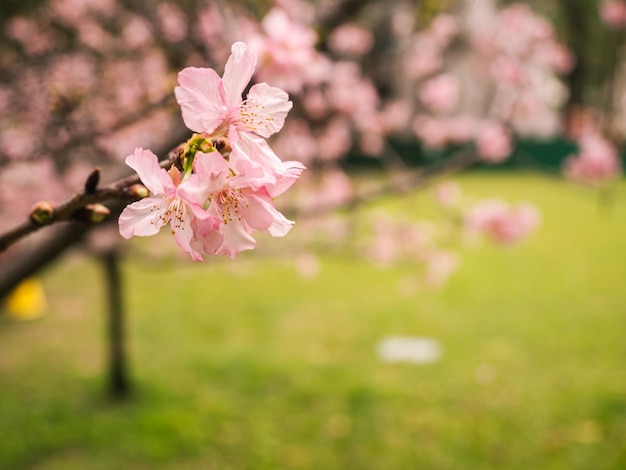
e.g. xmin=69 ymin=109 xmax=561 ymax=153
xmin=232 ymin=133 xmax=284 ymax=171
xmin=118 ymin=197 xmax=169 ymax=238
xmin=244 ymin=192 xmax=294 ymax=237
xmin=245 ymin=83 xmax=293 ymax=137
xmin=125 ymin=148 xmax=173 ymax=196
xmin=238 ymin=191 xmax=275 ymax=231
xmin=267 ymin=160 xmax=306 ymax=197
xmin=171 ymin=210 xmax=204 ymax=261
xmin=175 ymin=67 xmax=227 ymax=134
xmin=230 ymin=134 xmax=304 ymax=196
xmin=191 ymin=216 xmax=223 ymax=255
xmin=192 ymin=151 xmax=230 ymax=190
xmin=229 ymin=157 xmax=273 ymax=190
xmin=222 ymin=42 xmax=256 ymax=108
xmin=178 ymin=152 xmax=230 ymax=205
xmin=218 ymin=218 xmax=257 ymax=258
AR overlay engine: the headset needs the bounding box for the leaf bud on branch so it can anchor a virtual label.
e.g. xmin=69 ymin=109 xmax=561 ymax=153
xmin=29 ymin=201 xmax=55 ymax=226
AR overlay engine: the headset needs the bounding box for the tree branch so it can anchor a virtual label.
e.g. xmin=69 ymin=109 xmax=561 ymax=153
xmin=0 ymin=148 xmax=181 ymax=253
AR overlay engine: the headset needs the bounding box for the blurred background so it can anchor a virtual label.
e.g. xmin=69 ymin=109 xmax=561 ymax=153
xmin=1 ymin=0 xmax=625 ymax=468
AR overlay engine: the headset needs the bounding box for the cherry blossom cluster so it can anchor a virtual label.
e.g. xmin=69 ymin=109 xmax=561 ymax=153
xmin=600 ymin=0 xmax=626 ymax=28
xmin=564 ymin=134 xmax=622 ymax=186
xmin=118 ymin=42 xmax=304 ymax=259
xmin=411 ymin=2 xmax=573 ymax=164
xmin=465 ymin=200 xmax=540 ymax=246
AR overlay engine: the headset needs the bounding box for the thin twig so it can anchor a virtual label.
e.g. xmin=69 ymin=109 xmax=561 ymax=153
xmin=0 ymin=149 xmax=181 ymax=253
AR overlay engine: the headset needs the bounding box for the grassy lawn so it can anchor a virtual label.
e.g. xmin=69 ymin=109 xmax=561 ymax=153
xmin=1 ymin=172 xmax=625 ymax=469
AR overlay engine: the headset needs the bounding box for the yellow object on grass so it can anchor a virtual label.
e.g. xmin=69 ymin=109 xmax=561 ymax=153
xmin=3 ymin=278 xmax=47 ymax=320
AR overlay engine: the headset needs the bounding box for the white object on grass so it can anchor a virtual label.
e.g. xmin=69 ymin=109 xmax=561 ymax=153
xmin=377 ymin=336 xmax=442 ymax=364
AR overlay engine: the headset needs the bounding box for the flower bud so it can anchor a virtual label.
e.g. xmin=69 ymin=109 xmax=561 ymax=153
xmin=126 ymin=184 xmax=149 ymax=199
xmin=30 ymin=201 xmax=55 ymax=225
xmin=84 ymin=167 xmax=101 ymax=194
xmin=88 ymin=204 xmax=110 ymax=223
xmin=75 ymin=203 xmax=110 ymax=224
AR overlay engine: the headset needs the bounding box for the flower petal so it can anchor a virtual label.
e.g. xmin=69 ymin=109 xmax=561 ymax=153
xmin=125 ymin=148 xmax=173 ymax=196
xmin=118 ymin=197 xmax=169 ymax=238
xmin=171 ymin=209 xmax=204 ymax=261
xmin=267 ymin=160 xmax=306 ymax=197
xmin=244 ymin=191 xmax=294 ymax=237
xmin=218 ymin=219 xmax=257 ymax=258
xmin=178 ymin=152 xmax=230 ymax=205
xmin=175 ymin=67 xmax=227 ymax=134
xmin=230 ymin=134 xmax=304 ymax=196
xmin=238 ymin=191 xmax=274 ymax=231
xmin=191 ymin=216 xmax=223 ymax=256
xmin=244 ymin=82 xmax=292 ymax=137
xmin=222 ymin=42 xmax=256 ymax=108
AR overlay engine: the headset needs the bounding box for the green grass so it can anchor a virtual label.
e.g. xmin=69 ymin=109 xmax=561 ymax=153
xmin=1 ymin=173 xmax=626 ymax=469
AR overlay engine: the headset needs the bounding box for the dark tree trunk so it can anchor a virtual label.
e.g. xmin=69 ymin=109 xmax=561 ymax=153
xmin=100 ymin=248 xmax=131 ymax=400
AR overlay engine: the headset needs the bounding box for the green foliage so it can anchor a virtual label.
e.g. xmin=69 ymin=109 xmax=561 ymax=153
xmin=1 ymin=174 xmax=626 ymax=469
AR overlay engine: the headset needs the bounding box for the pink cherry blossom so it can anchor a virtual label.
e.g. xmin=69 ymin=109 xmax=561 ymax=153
xmin=118 ymin=147 xmax=218 ymax=260
xmin=244 ymin=8 xmax=320 ymax=93
xmin=465 ymin=200 xmax=540 ymax=245
xmin=600 ymin=0 xmax=626 ymax=28
xmin=563 ymin=133 xmax=622 ymax=185
xmin=272 ymin=119 xmax=318 ymax=164
xmin=429 ymin=14 xmax=458 ymax=47
xmin=229 ymin=132 xmax=306 ymax=197
xmin=476 ymin=122 xmax=513 ymax=163
xmin=406 ymin=33 xmax=444 ymax=79
xmin=181 ymin=151 xmax=295 ymax=258
xmin=418 ymin=74 xmax=460 ymax=114
xmin=175 ymin=41 xmax=293 ymax=141
xmin=327 ymin=23 xmax=375 ymax=56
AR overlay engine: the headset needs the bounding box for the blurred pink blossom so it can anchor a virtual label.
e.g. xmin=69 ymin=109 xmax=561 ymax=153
xmin=412 ymin=115 xmax=451 ymax=149
xmin=156 ymin=2 xmax=188 ymax=43
xmin=412 ymin=115 xmax=476 ymax=149
xmin=303 ymin=168 xmax=354 ymax=212
xmin=6 ymin=17 xmax=58 ymax=56
xmin=369 ymin=215 xmax=400 ymax=266
xmin=413 ymin=115 xmax=446 ymax=148
xmin=476 ymin=122 xmax=512 ymax=163
xmin=245 ymin=8 xmax=320 ymax=93
xmin=380 ymin=100 xmax=411 ymax=134
xmin=317 ymin=118 xmax=353 ymax=161
xmin=122 ymin=15 xmax=153 ymax=50
xmin=418 ymin=74 xmax=460 ymax=114
xmin=327 ymin=23 xmax=375 ymax=56
xmin=302 ymin=88 xmax=330 ymax=119
xmin=429 ymin=14 xmax=459 ymax=47
xmin=327 ymin=62 xmax=379 ymax=117
xmin=272 ymin=119 xmax=318 ymax=164
xmin=406 ymin=34 xmax=444 ymax=79
xmin=466 ymin=200 xmax=540 ymax=245
xmin=433 ymin=182 xmax=461 ymax=207
xmin=563 ymin=133 xmax=622 ymax=185
xmin=600 ymin=0 xmax=626 ymax=28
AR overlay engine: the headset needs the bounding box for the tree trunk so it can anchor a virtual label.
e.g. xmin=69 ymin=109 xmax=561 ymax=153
xmin=100 ymin=249 xmax=131 ymax=400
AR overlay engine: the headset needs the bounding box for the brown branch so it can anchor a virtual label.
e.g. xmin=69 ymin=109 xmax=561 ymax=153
xmin=0 ymin=148 xmax=181 ymax=253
